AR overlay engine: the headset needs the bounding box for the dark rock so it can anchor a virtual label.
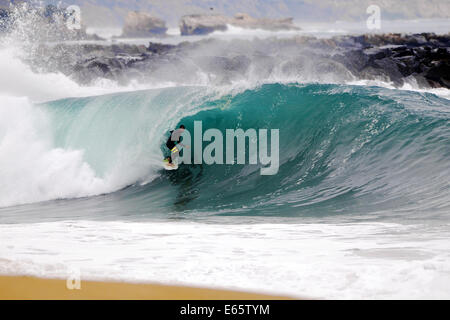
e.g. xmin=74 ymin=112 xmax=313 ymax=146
xmin=24 ymin=32 xmax=450 ymax=89
xmin=334 ymin=49 xmax=370 ymax=73
xmin=425 ymin=61 xmax=450 ymax=88
xmin=373 ymin=57 xmax=405 ymax=85
xmin=147 ymin=42 xmax=176 ymax=55
xmin=392 ymin=47 xmax=414 ymax=58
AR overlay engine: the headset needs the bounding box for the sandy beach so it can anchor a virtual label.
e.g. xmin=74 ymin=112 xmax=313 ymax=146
xmin=0 ymin=275 xmax=293 ymax=300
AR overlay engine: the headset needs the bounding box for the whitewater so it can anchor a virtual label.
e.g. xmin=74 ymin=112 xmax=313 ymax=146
xmin=1 ymin=19 xmax=450 ymax=299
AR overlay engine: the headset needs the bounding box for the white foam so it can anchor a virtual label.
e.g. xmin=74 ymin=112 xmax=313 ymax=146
xmin=0 ymin=84 xmax=221 ymax=207
xmin=0 ymin=95 xmax=114 ymax=207
xmin=85 ymin=27 xmax=122 ymax=39
xmin=210 ymin=24 xmax=303 ymax=38
xmin=0 ymin=46 xmax=180 ymax=103
xmin=0 ymin=48 xmax=93 ymax=102
xmin=0 ymin=220 xmax=448 ymax=299
xmin=349 ymin=78 xmax=450 ymax=100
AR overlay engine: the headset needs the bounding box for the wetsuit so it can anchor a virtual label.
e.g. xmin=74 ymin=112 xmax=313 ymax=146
xmin=165 ymin=129 xmax=184 ymax=164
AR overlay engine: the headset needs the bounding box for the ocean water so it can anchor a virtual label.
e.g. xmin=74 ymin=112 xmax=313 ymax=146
xmin=1 ymin=12 xmax=450 ymax=298
xmin=0 ymin=81 xmax=449 ymax=299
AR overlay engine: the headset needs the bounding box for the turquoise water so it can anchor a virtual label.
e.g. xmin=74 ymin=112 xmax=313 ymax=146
xmin=1 ymin=83 xmax=449 ymax=222
xmin=1 ymin=82 xmax=450 ymax=299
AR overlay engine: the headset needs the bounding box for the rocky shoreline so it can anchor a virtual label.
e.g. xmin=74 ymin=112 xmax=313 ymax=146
xmin=2 ymin=5 xmax=448 ymax=91
xmin=333 ymin=33 xmax=450 ymax=88
xmin=22 ymin=32 xmax=448 ymax=90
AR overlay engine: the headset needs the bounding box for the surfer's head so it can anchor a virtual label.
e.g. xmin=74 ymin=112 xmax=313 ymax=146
xmin=179 ymin=124 xmax=185 ymax=131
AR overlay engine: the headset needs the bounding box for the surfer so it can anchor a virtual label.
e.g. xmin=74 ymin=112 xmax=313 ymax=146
xmin=164 ymin=125 xmax=186 ymax=167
